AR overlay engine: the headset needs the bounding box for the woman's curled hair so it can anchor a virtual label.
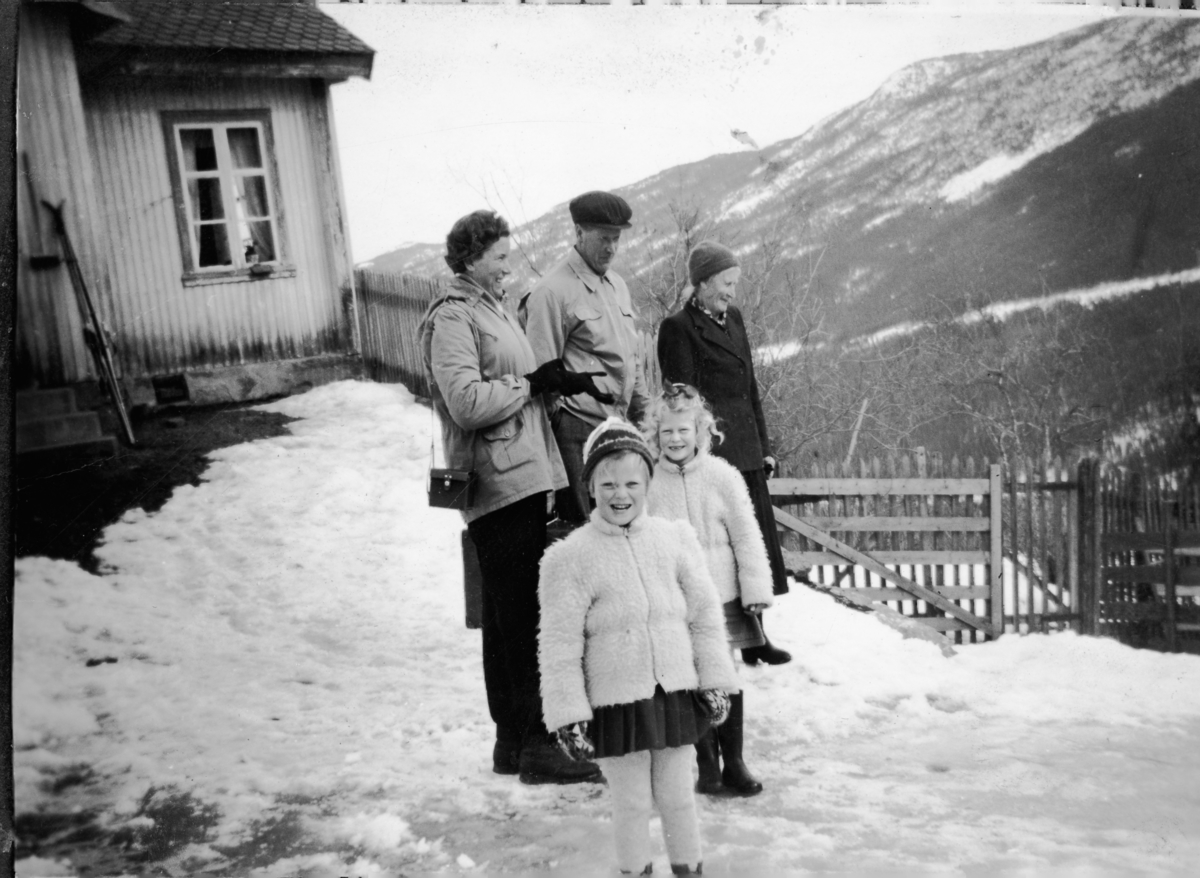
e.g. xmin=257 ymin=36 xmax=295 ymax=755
xmin=444 ymin=210 xmax=511 ymax=275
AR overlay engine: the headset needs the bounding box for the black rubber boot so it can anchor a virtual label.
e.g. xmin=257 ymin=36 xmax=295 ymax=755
xmin=518 ymin=736 xmax=603 ymax=785
xmin=741 ymin=634 xmax=792 ymax=666
xmin=716 ymin=693 xmax=763 ymax=797
xmin=693 ymin=729 xmax=725 ymax=796
xmin=670 ymin=862 xmax=702 ymax=875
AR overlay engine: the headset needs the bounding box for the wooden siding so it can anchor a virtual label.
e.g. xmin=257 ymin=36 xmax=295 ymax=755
xmin=16 ymin=4 xmax=109 ymax=385
xmin=81 ymin=76 xmax=353 ymax=377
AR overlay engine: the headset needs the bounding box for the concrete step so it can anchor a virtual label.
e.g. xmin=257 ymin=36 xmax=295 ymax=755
xmin=17 ymin=436 xmax=119 ymax=469
xmin=16 ymin=411 xmax=106 ymax=454
xmin=16 ymin=388 xmax=78 ymax=420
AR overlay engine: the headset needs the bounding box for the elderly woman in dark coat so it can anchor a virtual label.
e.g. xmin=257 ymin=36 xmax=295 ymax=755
xmin=418 ymin=209 xmax=611 ymax=786
xmin=656 ymin=240 xmax=792 ymax=668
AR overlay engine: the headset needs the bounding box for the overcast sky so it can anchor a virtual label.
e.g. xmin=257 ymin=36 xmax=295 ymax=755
xmin=323 ymin=2 xmax=1117 ymax=262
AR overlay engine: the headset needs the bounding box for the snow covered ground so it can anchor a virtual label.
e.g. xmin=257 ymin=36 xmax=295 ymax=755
xmin=14 ymin=381 xmax=1200 ymax=877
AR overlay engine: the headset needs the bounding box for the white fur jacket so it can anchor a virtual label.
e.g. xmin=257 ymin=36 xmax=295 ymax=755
xmin=647 ymin=453 xmax=776 ymax=609
xmin=537 ymin=510 xmax=740 ymax=732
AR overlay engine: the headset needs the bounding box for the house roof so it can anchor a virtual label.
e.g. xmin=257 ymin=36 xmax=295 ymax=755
xmin=93 ymin=1 xmax=372 ymax=56
xmin=79 ymin=0 xmax=374 ymax=80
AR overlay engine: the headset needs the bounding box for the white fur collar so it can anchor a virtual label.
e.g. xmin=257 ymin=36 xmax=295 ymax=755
xmin=589 ymin=508 xmax=648 ymax=536
xmin=655 ymin=451 xmax=705 ymax=477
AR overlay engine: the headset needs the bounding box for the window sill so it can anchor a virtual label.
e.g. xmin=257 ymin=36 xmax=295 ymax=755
xmin=182 ymin=264 xmax=297 ymax=287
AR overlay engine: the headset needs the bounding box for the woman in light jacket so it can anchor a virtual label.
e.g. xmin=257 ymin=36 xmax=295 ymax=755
xmin=418 ymin=209 xmax=612 ymax=785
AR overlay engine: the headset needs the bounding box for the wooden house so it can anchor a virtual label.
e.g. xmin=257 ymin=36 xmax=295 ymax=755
xmin=15 ymin=0 xmax=374 ymax=420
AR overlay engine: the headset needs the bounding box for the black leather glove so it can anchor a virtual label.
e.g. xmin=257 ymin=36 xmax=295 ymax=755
xmin=525 ymin=359 xmax=615 ymax=403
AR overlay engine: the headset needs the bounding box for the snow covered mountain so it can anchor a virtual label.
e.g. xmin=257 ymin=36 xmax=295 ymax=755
xmin=371 ymin=17 xmax=1200 ymax=341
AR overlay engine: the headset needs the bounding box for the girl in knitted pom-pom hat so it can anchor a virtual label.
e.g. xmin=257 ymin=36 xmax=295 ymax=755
xmin=643 ymin=385 xmax=776 ymax=799
xmin=538 ymin=417 xmax=739 ymax=876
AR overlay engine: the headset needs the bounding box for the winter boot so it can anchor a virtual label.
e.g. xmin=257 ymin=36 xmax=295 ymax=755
xmin=669 ymin=863 xmax=702 ymax=875
xmin=492 ymin=740 xmax=519 ymax=775
xmin=693 ymin=729 xmax=724 ymax=796
xmin=493 ymin=725 xmax=521 ymax=775
xmin=518 ymin=735 xmax=603 ymax=785
xmin=741 ymin=635 xmax=792 ymax=667
xmin=715 ymin=693 xmax=763 ymax=796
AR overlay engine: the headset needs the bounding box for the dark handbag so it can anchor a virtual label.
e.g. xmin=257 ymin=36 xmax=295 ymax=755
xmin=428 ymin=468 xmax=478 ymax=510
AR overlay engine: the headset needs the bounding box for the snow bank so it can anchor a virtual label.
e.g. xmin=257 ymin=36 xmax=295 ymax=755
xmin=14 ymin=380 xmax=1200 ymax=876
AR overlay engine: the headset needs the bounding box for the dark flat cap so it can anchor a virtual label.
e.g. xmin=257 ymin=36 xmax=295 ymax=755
xmin=569 ymin=191 xmax=633 ymax=229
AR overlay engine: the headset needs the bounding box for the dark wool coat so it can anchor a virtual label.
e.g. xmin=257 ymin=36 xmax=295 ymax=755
xmin=656 ymin=302 xmax=771 ymax=472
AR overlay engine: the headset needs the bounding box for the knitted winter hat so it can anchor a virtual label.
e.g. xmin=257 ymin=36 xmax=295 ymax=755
xmin=688 ymin=240 xmax=740 ymax=288
xmin=581 ymin=417 xmax=656 ymax=487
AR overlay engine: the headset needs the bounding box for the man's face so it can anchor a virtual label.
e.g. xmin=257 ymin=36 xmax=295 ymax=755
xmin=576 ymin=225 xmax=622 ymax=275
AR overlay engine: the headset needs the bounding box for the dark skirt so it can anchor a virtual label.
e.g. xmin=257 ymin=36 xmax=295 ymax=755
xmin=724 ymin=599 xmax=766 ymax=650
xmin=740 ymin=466 xmax=790 ymax=595
xmin=590 ymin=685 xmax=710 ymax=759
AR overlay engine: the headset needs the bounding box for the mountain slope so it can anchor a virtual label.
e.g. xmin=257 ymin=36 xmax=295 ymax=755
xmin=368 ymin=18 xmax=1200 ymax=344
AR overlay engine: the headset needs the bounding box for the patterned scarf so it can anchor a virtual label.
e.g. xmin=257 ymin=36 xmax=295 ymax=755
xmin=689 ymin=294 xmax=727 ymax=329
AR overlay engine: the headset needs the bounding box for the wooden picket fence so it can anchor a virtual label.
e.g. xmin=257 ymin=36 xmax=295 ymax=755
xmin=769 ymin=453 xmax=1200 ymax=651
xmin=354 ymin=269 xmax=445 ymax=396
xmin=771 ymin=451 xmax=1003 ymax=645
xmin=1080 ymin=463 xmax=1200 ymax=652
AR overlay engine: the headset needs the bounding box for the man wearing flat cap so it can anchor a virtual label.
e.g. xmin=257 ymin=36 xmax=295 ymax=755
xmin=521 ymin=190 xmax=650 ymax=525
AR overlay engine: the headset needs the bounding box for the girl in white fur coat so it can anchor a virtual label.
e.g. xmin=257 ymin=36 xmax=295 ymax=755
xmin=538 ymin=418 xmax=740 ymax=876
xmin=644 ymin=384 xmax=776 ymax=798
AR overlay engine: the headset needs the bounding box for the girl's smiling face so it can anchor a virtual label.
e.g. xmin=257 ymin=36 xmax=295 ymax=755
xmin=658 ymin=409 xmax=699 ymax=465
xmin=590 ymin=453 xmax=649 ymax=527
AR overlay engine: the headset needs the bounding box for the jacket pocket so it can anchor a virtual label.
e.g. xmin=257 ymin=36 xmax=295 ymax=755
xmin=573 ymin=304 xmax=603 ymax=321
xmin=480 ymin=413 xmax=523 ymax=473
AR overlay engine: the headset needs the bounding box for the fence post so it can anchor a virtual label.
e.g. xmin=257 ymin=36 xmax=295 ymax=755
xmin=989 ymin=462 xmax=1004 ymax=637
xmin=1076 ymin=458 xmax=1102 ymax=636
xmin=1164 ymin=524 xmax=1178 ymax=652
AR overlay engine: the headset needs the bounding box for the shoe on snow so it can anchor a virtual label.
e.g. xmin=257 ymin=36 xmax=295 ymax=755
xmin=741 ymin=640 xmax=792 ymax=666
xmin=492 ymin=741 xmax=519 ymax=775
xmin=517 ymin=740 xmax=603 ymax=785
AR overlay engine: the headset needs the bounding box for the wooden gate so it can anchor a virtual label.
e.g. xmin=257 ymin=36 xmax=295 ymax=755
xmin=770 ymin=453 xmax=1003 ymax=644
xmin=1001 ymin=458 xmax=1083 ymax=634
xmin=1079 ymin=461 xmax=1200 ymax=652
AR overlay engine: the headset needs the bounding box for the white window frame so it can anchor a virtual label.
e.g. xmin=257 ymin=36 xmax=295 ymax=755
xmin=162 ymin=110 xmax=292 ymax=285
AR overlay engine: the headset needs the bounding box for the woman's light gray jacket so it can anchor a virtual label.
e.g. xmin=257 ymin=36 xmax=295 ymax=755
xmin=418 ymin=276 xmax=567 ymax=523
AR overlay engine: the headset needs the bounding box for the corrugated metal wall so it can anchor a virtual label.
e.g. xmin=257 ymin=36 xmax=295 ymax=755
xmin=82 ymin=76 xmax=353 ymax=377
xmin=16 ymin=5 xmax=109 ymax=386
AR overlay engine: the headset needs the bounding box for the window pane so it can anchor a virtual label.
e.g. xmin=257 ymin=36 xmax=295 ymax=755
xmin=227 ymin=127 xmax=263 ymax=169
xmin=241 ymin=221 xmax=276 ymax=264
xmin=188 ymin=178 xmax=225 ymax=220
xmin=198 ymin=223 xmax=232 ymax=267
xmin=180 ymin=128 xmax=218 ymax=172
xmin=235 ymin=175 xmax=270 ymax=219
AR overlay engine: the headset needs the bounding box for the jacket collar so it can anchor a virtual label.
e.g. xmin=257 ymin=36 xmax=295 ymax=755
xmin=686 ymin=297 xmax=743 ymax=360
xmin=567 ymin=247 xmax=609 ymax=294
xmin=450 ymin=274 xmax=505 ymax=305
xmin=656 ymin=452 xmax=704 ymax=477
xmin=589 ymin=507 xmax=648 ymax=536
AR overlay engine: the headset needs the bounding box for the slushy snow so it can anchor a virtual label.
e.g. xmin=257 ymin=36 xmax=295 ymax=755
xmin=14 ymin=381 xmax=1200 ymax=877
